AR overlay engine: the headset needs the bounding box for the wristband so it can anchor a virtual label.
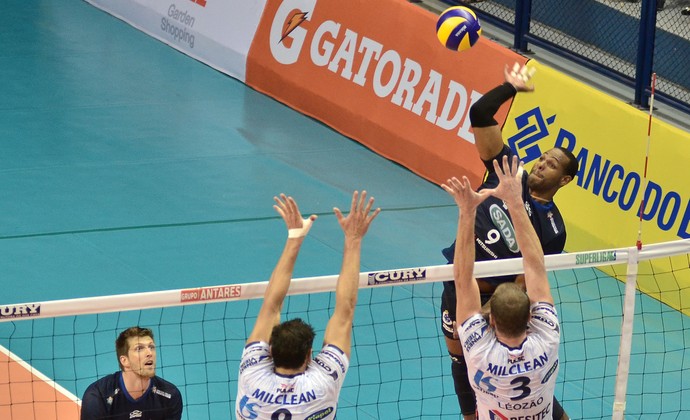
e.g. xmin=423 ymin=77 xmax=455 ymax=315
xmin=288 ymin=218 xmax=314 ymax=238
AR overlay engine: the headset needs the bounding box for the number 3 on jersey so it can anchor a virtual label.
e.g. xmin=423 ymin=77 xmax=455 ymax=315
xmin=473 ymin=370 xmax=532 ymax=400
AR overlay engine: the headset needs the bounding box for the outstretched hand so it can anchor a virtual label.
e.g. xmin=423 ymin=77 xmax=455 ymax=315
xmin=334 ymin=191 xmax=380 ymax=240
xmin=490 ymin=155 xmax=525 ymax=203
xmin=441 ymin=176 xmax=490 ymax=211
xmin=504 ymin=62 xmax=536 ymax=92
xmin=273 ymin=194 xmax=317 ymax=238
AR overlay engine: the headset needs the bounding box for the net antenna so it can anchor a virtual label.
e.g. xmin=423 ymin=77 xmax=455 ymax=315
xmin=636 ymin=72 xmax=657 ymax=252
xmin=612 ymin=72 xmax=657 ymax=420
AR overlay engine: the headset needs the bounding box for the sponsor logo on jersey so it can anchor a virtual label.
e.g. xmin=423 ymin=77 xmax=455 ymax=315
xmin=463 ymin=331 xmax=481 ymax=353
xmin=487 ymin=409 xmax=510 ymax=419
xmin=238 ymin=395 xmax=260 ymax=419
xmin=321 ymin=349 xmax=346 ymax=373
xmin=152 ymin=386 xmax=172 ymax=399
xmin=524 ymin=201 xmax=533 ymax=217
xmin=306 ymin=407 xmax=334 ymax=420
xmin=541 ymin=360 xmax=559 ymax=384
xmin=489 ymin=204 xmax=519 ymax=253
xmin=442 ymin=310 xmax=454 ymax=334
xmin=180 ymin=285 xmax=241 ymax=302
xmin=466 ymin=317 xmax=482 ymax=330
xmin=487 ymin=352 xmax=549 ymax=376
xmin=476 ymin=235 xmax=499 ymax=259
xmin=251 ymin=388 xmax=317 ymax=405
xmin=314 ymin=356 xmax=332 ymax=372
xmin=314 ymin=356 xmax=339 ymax=381
xmin=532 ymin=315 xmax=556 ymax=329
xmin=0 ymin=303 xmax=41 ymax=319
xmin=277 ymin=383 xmax=295 ymax=393
xmin=367 ymin=268 xmax=426 ymax=285
xmin=546 ymin=210 xmax=559 ymax=234
xmin=240 ymin=357 xmax=259 ymax=374
xmin=129 ymin=410 xmax=143 ymax=419
xmin=507 ymin=352 xmax=525 ymax=364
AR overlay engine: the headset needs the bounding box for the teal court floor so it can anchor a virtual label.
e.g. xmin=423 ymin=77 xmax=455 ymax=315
xmin=1 ymin=1 xmax=688 ymax=419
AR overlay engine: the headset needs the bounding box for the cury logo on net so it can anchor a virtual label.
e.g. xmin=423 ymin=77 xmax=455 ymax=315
xmin=180 ymin=285 xmax=241 ymax=303
xmin=367 ymin=268 xmax=426 ymax=286
xmin=0 ymin=303 xmax=41 ymax=320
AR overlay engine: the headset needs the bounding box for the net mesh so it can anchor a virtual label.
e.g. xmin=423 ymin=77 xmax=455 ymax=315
xmin=1 ymin=240 xmax=689 ymax=419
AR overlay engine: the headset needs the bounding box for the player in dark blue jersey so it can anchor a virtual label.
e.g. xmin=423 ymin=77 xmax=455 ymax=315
xmin=80 ymin=326 xmax=182 ymax=420
xmin=445 ymin=156 xmax=563 ymax=419
xmin=440 ymin=63 xmax=578 ymax=420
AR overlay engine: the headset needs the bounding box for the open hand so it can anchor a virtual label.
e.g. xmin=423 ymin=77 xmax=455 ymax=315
xmin=505 ymin=62 xmax=536 ymax=92
xmin=273 ymin=194 xmax=317 ymax=238
xmin=334 ymin=191 xmax=380 ymax=240
xmin=489 ymin=156 xmax=525 ymax=203
xmin=441 ymin=176 xmax=490 ymax=211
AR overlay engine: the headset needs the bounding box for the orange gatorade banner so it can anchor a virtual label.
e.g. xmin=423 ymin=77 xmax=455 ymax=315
xmin=246 ymin=0 xmax=526 ymax=186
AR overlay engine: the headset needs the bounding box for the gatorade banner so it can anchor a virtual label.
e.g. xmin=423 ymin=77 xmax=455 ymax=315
xmin=245 ymin=0 xmax=526 ymax=186
xmin=85 ymin=0 xmax=265 ymax=81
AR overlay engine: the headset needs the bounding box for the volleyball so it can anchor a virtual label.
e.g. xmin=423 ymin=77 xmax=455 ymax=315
xmin=436 ymin=6 xmax=482 ymax=52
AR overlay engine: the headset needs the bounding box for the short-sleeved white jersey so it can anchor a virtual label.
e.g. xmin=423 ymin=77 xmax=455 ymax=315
xmin=235 ymin=342 xmax=348 ymax=420
xmin=458 ymin=302 xmax=560 ymax=419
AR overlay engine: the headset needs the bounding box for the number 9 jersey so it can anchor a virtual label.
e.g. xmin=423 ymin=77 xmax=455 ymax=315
xmin=458 ymin=302 xmax=561 ymax=419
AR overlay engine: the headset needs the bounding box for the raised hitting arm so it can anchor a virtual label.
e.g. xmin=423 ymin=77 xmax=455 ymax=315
xmin=246 ymin=194 xmax=317 ymax=344
xmin=471 ymin=63 xmax=536 ymax=161
xmin=442 ymin=177 xmax=492 ymax=324
xmin=490 ymin=156 xmax=553 ymax=304
xmin=323 ymin=191 xmax=380 ymax=358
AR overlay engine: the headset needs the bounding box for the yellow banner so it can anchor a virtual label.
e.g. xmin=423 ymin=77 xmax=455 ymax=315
xmin=504 ymin=60 xmax=690 ymax=313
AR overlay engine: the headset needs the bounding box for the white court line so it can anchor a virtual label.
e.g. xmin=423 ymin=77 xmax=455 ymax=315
xmin=0 ymin=343 xmax=82 ymax=405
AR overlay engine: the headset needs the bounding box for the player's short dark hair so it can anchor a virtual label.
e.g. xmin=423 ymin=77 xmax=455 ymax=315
xmin=270 ymin=318 xmax=315 ymax=369
xmin=116 ymin=326 xmax=154 ymax=370
xmin=555 ymin=147 xmax=579 ymax=179
xmin=490 ymin=283 xmax=530 ymax=338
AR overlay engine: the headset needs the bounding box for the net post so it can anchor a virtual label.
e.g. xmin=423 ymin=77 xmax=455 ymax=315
xmin=612 ymin=246 xmax=640 ymax=419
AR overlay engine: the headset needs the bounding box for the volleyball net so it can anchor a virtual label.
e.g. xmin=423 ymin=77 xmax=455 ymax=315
xmin=1 ymin=239 xmax=689 ymax=419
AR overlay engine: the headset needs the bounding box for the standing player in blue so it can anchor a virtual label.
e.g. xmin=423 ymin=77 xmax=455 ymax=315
xmin=444 ymin=156 xmax=561 ymax=419
xmin=80 ymin=326 xmax=183 ymax=420
xmin=236 ymin=191 xmax=380 ymax=420
xmin=440 ymin=63 xmax=577 ymax=419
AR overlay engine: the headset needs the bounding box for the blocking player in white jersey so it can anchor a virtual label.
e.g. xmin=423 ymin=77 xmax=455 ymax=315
xmin=236 ymin=191 xmax=380 ymax=420
xmin=443 ymin=155 xmax=562 ymax=419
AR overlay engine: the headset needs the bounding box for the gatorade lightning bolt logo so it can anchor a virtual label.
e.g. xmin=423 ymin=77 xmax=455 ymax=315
xmin=280 ymin=11 xmax=309 ymax=43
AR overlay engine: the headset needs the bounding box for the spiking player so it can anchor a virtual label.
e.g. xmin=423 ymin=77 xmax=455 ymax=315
xmin=443 ymin=155 xmax=562 ymax=419
xmin=236 ymin=191 xmax=379 ymax=420
xmin=80 ymin=326 xmax=182 ymax=420
xmin=439 ymin=63 xmax=577 ymax=420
